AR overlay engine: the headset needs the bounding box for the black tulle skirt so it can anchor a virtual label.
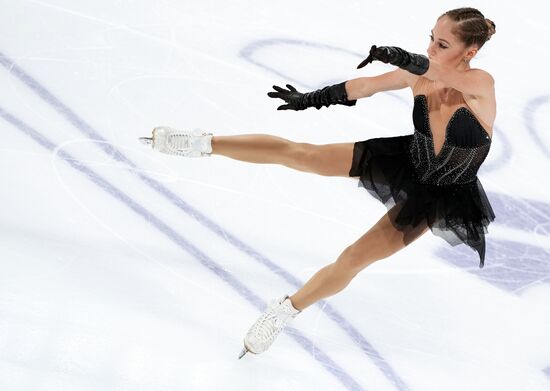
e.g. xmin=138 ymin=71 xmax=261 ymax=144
xmin=348 ymin=134 xmax=495 ymax=268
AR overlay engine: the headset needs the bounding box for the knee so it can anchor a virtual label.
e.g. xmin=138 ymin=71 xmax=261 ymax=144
xmin=291 ymin=142 xmax=315 ymax=162
xmin=334 ymin=244 xmax=378 ymax=274
xmin=286 ymin=142 xmax=317 ymax=171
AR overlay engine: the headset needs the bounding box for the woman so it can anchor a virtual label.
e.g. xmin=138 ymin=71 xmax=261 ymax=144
xmin=140 ymin=7 xmax=497 ymax=359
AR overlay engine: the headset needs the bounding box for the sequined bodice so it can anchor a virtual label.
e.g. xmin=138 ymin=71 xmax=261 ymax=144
xmin=408 ymin=94 xmax=492 ymax=186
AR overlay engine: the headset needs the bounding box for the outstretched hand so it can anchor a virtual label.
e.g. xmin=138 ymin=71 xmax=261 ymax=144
xmin=357 ymin=45 xmax=395 ymax=69
xmin=267 ymin=84 xmax=305 ymax=110
xmin=357 ymin=45 xmax=430 ymax=75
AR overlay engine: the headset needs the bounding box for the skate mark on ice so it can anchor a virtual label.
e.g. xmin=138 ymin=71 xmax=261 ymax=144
xmin=0 ymin=106 xmax=367 ymax=391
xmin=0 ymin=50 xmax=414 ymax=391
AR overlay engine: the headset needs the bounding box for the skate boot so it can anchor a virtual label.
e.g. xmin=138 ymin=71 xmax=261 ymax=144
xmin=238 ymin=295 xmax=301 ymax=359
xmin=139 ymin=126 xmax=213 ymax=157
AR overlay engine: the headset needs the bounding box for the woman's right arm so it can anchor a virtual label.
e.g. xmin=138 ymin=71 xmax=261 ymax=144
xmin=267 ymin=69 xmax=415 ymax=111
xmin=345 ymin=68 xmax=413 ymax=100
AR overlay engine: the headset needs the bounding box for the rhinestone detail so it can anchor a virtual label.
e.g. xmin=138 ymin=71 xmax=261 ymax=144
xmin=409 ymin=95 xmax=492 ymax=186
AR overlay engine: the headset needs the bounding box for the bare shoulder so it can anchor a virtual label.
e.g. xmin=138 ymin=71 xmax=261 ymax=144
xmin=470 ymin=68 xmax=494 ymax=83
xmin=469 ymin=68 xmax=495 ymax=95
xmin=463 ymin=69 xmax=497 ymax=134
xmin=446 ymin=67 xmax=495 ymax=101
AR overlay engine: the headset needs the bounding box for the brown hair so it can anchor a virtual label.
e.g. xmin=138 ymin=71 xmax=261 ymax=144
xmin=440 ymin=7 xmax=496 ymax=49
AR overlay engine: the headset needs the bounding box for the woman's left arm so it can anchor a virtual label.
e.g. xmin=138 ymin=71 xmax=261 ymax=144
xmin=358 ymin=45 xmax=495 ymax=97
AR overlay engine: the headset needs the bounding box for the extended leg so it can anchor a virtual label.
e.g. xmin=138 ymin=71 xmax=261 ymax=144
xmin=211 ymin=134 xmax=355 ymax=177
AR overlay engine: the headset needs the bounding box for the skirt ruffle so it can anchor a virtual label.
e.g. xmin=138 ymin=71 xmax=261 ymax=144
xmin=348 ymin=135 xmax=495 ymax=268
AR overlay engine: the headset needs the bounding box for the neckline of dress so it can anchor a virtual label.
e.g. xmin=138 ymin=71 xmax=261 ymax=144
xmin=414 ymin=94 xmax=491 ymax=158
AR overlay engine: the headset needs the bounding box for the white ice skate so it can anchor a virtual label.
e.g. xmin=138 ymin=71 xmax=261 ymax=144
xmin=139 ymin=126 xmax=213 ymax=157
xmin=238 ymin=295 xmax=301 ymax=359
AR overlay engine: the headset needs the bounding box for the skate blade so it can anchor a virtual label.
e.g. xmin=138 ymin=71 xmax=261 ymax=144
xmin=238 ymin=345 xmax=257 ymax=359
xmin=238 ymin=347 xmax=248 ymax=359
xmin=138 ymin=137 xmax=153 ymax=146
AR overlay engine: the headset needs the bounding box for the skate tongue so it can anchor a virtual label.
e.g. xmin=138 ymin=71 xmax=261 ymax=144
xmin=138 ymin=137 xmax=153 ymax=145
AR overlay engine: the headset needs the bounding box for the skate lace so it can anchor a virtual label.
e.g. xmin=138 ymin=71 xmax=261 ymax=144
xmin=251 ymin=308 xmax=286 ymax=343
xmin=167 ymin=134 xmax=190 ymax=151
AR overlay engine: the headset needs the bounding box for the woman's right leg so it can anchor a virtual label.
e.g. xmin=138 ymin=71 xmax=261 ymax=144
xmin=211 ymin=134 xmax=356 ymax=178
xmin=239 ymin=203 xmax=428 ymax=358
xmin=289 ymin=204 xmax=429 ymax=311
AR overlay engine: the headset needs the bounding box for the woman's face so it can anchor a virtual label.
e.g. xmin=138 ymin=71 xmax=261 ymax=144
xmin=427 ymin=16 xmax=476 ymax=67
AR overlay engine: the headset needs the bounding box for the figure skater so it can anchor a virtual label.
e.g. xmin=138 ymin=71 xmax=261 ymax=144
xmin=139 ymin=7 xmax=497 ymax=359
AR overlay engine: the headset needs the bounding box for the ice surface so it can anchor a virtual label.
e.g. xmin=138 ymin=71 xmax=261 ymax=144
xmin=1 ymin=1 xmax=549 ymax=390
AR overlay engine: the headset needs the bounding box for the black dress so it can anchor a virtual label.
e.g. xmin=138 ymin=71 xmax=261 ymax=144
xmin=348 ymin=93 xmax=495 ymax=268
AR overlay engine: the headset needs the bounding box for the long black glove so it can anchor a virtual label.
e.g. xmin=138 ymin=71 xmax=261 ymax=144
xmin=267 ymin=82 xmax=356 ymax=111
xmin=357 ymin=45 xmax=429 ymax=75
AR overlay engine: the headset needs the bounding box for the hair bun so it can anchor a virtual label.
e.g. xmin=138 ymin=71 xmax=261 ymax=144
xmin=485 ymin=18 xmax=496 ymax=39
